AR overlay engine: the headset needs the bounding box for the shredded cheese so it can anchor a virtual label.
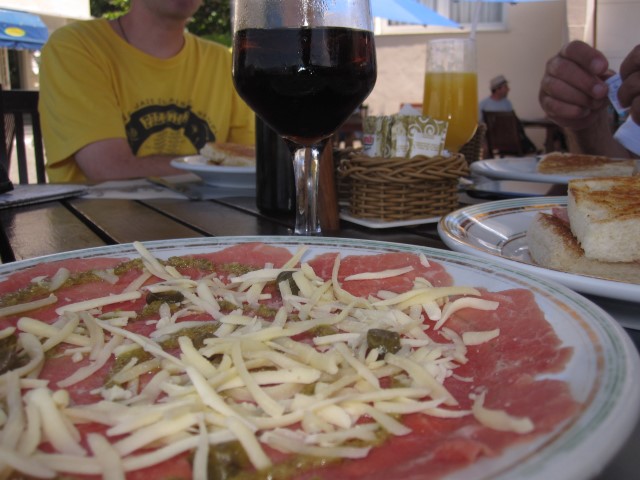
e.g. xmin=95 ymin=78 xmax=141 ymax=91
xmin=0 ymin=240 xmax=548 ymax=480
xmin=0 ymin=294 xmax=57 ymax=318
xmin=472 ymin=391 xmax=534 ymax=434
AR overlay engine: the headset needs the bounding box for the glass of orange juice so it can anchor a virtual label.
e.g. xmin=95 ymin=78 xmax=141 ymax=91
xmin=422 ymin=38 xmax=478 ymax=154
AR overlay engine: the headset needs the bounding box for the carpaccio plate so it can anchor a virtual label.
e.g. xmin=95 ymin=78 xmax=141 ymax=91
xmin=0 ymin=236 xmax=638 ymax=480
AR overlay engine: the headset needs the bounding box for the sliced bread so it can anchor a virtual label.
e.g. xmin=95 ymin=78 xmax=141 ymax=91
xmin=536 ymin=152 xmax=637 ymax=177
xmin=527 ymin=212 xmax=640 ymax=284
xmin=567 ymin=176 xmax=640 ymax=263
xmin=199 ymin=143 xmax=256 ymax=167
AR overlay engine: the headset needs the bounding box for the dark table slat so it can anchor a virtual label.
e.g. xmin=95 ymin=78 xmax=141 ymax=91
xmin=144 ymin=199 xmax=292 ymax=237
xmin=68 ymin=199 xmax=205 ymax=244
xmin=0 ymin=202 xmax=106 ymax=261
xmin=212 ymin=196 xmax=449 ymax=248
xmin=331 ymin=224 xmax=447 ymax=249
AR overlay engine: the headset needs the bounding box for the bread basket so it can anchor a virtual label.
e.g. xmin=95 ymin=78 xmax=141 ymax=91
xmin=338 ymin=153 xmax=468 ymax=221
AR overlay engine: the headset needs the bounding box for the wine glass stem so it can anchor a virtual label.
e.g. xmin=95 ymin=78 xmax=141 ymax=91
xmin=292 ymin=143 xmax=323 ymax=235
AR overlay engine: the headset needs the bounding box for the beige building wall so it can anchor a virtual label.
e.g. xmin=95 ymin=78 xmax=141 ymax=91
xmin=594 ymin=0 xmax=640 ymax=72
xmin=367 ymin=0 xmax=638 ymax=150
xmin=367 ymin=2 xmax=567 ymax=121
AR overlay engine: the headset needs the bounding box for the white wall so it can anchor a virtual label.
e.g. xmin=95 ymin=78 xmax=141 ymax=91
xmin=0 ymin=0 xmax=91 ymax=20
xmin=596 ymin=0 xmax=640 ymax=72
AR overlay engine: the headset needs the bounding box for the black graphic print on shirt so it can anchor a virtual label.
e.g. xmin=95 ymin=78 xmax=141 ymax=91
xmin=125 ymin=104 xmax=216 ymax=154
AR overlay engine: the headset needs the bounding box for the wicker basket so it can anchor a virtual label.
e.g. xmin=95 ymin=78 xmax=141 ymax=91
xmin=338 ymin=154 xmax=468 ymax=221
xmin=334 ymin=147 xmax=360 ymax=204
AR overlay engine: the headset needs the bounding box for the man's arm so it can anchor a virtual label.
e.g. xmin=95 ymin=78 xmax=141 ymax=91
xmin=538 ymin=40 xmax=634 ymax=157
xmin=75 ymin=138 xmax=183 ymax=181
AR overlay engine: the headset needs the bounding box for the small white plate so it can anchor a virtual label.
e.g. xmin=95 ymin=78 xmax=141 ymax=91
xmin=339 ymin=210 xmax=439 ymax=228
xmin=470 ymin=157 xmax=576 ymax=184
xmin=437 ymin=196 xmax=640 ymax=303
xmin=171 ymin=155 xmax=256 ymax=188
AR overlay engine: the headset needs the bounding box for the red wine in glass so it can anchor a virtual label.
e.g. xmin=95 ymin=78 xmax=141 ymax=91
xmin=233 ymin=27 xmax=376 ymax=146
xmin=232 ymin=20 xmax=376 ymax=235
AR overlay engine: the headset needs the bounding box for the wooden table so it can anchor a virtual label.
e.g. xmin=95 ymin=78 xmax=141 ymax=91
xmin=0 ymin=187 xmax=638 ymax=478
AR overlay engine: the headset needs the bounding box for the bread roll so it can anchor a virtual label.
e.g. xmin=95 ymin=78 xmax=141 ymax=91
xmin=200 ymin=143 xmax=256 ymax=167
xmin=527 ymin=212 xmax=640 ymax=284
xmin=536 ymin=152 xmax=637 ymax=177
xmin=567 ymin=176 xmax=640 ymax=262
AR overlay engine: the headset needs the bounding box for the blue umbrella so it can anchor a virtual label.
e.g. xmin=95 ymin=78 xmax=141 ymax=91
xmin=371 ymin=0 xmax=461 ymax=28
xmin=0 ymin=9 xmax=49 ymax=50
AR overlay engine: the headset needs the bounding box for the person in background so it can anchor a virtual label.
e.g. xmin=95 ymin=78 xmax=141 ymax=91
xmin=479 ymin=74 xmax=537 ymax=155
xmin=478 ymin=75 xmax=513 ymax=122
xmin=539 ymin=40 xmax=639 ymax=158
xmin=39 ymin=0 xmax=255 ymax=183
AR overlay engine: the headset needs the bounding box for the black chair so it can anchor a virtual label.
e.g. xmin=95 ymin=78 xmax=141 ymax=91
xmin=0 ymin=86 xmax=46 ymax=184
xmin=483 ymin=110 xmax=538 ymax=158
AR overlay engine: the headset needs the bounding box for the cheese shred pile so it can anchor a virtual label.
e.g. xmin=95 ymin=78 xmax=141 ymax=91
xmin=0 ymin=241 xmax=532 ymax=479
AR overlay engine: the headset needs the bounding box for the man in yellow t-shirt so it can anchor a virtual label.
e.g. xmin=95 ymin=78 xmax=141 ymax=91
xmin=39 ymin=0 xmax=255 ymax=183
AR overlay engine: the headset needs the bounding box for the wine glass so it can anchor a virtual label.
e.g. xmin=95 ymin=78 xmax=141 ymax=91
xmin=232 ymin=0 xmax=377 ymax=235
xmin=422 ymin=38 xmax=478 ymax=154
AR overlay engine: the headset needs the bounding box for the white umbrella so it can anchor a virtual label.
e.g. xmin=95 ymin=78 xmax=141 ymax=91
xmin=371 ymin=0 xmax=461 ymax=28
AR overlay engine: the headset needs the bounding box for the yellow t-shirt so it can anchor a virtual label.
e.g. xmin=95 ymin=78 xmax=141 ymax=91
xmin=39 ymin=19 xmax=255 ymax=183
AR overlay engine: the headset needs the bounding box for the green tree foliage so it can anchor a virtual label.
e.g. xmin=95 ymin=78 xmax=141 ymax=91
xmin=89 ymin=0 xmax=232 ymax=45
xmin=89 ymin=0 xmax=129 ymax=18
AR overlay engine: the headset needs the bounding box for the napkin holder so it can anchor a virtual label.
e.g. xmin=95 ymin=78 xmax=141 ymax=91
xmin=338 ymin=153 xmax=468 ymax=221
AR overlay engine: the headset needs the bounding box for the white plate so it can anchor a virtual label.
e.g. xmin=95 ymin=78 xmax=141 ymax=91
xmin=470 ymin=157 xmax=577 ymax=184
xmin=170 ymin=155 xmax=256 ymax=188
xmin=1 ymin=236 xmax=638 ymax=480
xmin=437 ymin=197 xmax=640 ymax=303
xmin=339 ymin=210 xmax=439 ymax=228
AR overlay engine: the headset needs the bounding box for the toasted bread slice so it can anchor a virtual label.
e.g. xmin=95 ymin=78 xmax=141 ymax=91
xmin=567 ymin=176 xmax=640 ymax=262
xmin=536 ymin=152 xmax=637 ymax=176
xmin=527 ymin=212 xmax=640 ymax=284
xmin=199 ymin=143 xmax=256 ymax=167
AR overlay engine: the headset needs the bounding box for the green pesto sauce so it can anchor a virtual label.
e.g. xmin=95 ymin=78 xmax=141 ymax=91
xmin=215 ymin=300 xmax=278 ymax=320
xmin=218 ymin=262 xmax=255 ymax=276
xmin=105 ymin=349 xmax=154 ymax=387
xmin=0 ymin=335 xmax=28 ymax=374
xmin=159 ymin=323 xmax=220 ymax=350
xmin=253 ymin=304 xmax=278 ymax=318
xmin=113 ymin=258 xmax=144 ymax=275
xmin=309 ymin=325 xmax=339 ymax=337
xmin=62 ymin=270 xmax=103 ymax=288
xmin=0 ymin=282 xmax=50 ymax=308
xmin=275 ymin=270 xmax=299 ymax=296
xmin=218 ymin=299 xmax=241 ymax=312
xmin=139 ymin=300 xmax=182 ymax=319
xmin=0 ymin=270 xmax=104 ymax=308
xmin=214 ymin=430 xmax=390 ymax=480
xmin=232 ymin=455 xmax=341 ymax=480
xmin=105 ymin=323 xmax=220 ymax=387
xmin=367 ymin=329 xmax=401 ymax=355
xmin=0 ymin=255 xmax=260 ymax=310
xmin=166 ymin=256 xmax=215 ymax=271
xmin=202 ymin=441 xmax=252 ymax=480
